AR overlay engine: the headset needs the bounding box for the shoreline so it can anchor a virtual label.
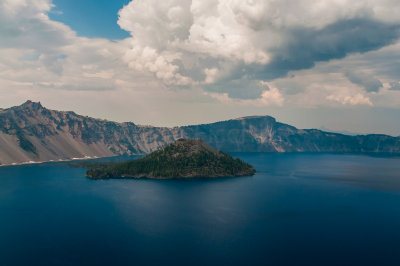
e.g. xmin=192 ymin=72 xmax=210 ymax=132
xmin=0 ymin=155 xmax=102 ymax=168
xmin=1 ymin=151 xmax=399 ymax=168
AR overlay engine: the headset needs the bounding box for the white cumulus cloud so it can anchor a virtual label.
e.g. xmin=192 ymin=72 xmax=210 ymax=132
xmin=117 ymin=0 xmax=400 ymax=103
xmin=0 ymin=0 xmax=400 ymax=125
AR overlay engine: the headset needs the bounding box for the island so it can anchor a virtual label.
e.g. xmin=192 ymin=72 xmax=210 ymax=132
xmin=86 ymin=139 xmax=256 ymax=179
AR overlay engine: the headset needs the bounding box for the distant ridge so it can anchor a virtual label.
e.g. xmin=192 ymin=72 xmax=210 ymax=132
xmin=0 ymin=101 xmax=399 ymax=165
xmin=233 ymin=115 xmax=269 ymax=120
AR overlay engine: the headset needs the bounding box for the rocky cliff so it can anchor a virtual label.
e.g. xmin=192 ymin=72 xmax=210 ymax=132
xmin=0 ymin=100 xmax=399 ymax=165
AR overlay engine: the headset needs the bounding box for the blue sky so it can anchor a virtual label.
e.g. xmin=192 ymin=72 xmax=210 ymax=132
xmin=0 ymin=0 xmax=399 ymax=135
xmin=49 ymin=0 xmax=130 ymax=39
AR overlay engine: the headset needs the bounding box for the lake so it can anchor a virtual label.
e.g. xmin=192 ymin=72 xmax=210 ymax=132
xmin=1 ymin=153 xmax=400 ymax=265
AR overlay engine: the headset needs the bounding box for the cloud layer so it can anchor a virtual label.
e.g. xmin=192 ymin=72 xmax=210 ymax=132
xmin=0 ymin=0 xmax=400 ymax=132
xmin=116 ymin=0 xmax=400 ymax=103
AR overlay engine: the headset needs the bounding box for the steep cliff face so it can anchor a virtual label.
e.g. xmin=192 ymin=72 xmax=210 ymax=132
xmin=0 ymin=101 xmax=399 ymax=165
xmin=179 ymin=116 xmax=299 ymax=152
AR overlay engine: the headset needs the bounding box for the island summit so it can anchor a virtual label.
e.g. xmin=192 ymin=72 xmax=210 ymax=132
xmin=86 ymin=139 xmax=256 ymax=179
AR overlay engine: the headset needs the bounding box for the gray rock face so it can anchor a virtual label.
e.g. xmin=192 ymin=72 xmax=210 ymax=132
xmin=0 ymin=101 xmax=399 ymax=165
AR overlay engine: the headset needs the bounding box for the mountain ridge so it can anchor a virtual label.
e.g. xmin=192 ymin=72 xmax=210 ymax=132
xmin=0 ymin=100 xmax=399 ymax=165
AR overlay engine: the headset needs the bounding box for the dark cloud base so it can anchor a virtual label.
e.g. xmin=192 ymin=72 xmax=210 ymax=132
xmin=250 ymin=18 xmax=400 ymax=81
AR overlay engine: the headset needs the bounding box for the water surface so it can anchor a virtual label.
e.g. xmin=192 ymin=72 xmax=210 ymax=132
xmin=1 ymin=153 xmax=400 ymax=265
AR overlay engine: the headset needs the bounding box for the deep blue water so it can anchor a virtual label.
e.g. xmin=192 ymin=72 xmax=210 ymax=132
xmin=1 ymin=153 xmax=400 ymax=265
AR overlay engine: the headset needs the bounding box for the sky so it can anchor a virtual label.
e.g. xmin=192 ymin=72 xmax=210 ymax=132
xmin=0 ymin=0 xmax=399 ymax=135
xmin=49 ymin=0 xmax=131 ymax=39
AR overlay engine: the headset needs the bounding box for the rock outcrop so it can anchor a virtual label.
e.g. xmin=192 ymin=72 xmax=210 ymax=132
xmin=0 ymin=100 xmax=399 ymax=165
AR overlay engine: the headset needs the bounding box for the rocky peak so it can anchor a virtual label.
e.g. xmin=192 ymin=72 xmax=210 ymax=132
xmin=20 ymin=100 xmax=44 ymax=111
xmin=234 ymin=115 xmax=276 ymax=122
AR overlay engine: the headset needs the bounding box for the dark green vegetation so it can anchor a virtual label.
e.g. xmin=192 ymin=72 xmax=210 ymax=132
xmin=86 ymin=139 xmax=256 ymax=179
xmin=16 ymin=131 xmax=37 ymax=154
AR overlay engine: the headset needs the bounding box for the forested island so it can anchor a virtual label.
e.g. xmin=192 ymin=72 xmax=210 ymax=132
xmin=85 ymin=139 xmax=255 ymax=179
